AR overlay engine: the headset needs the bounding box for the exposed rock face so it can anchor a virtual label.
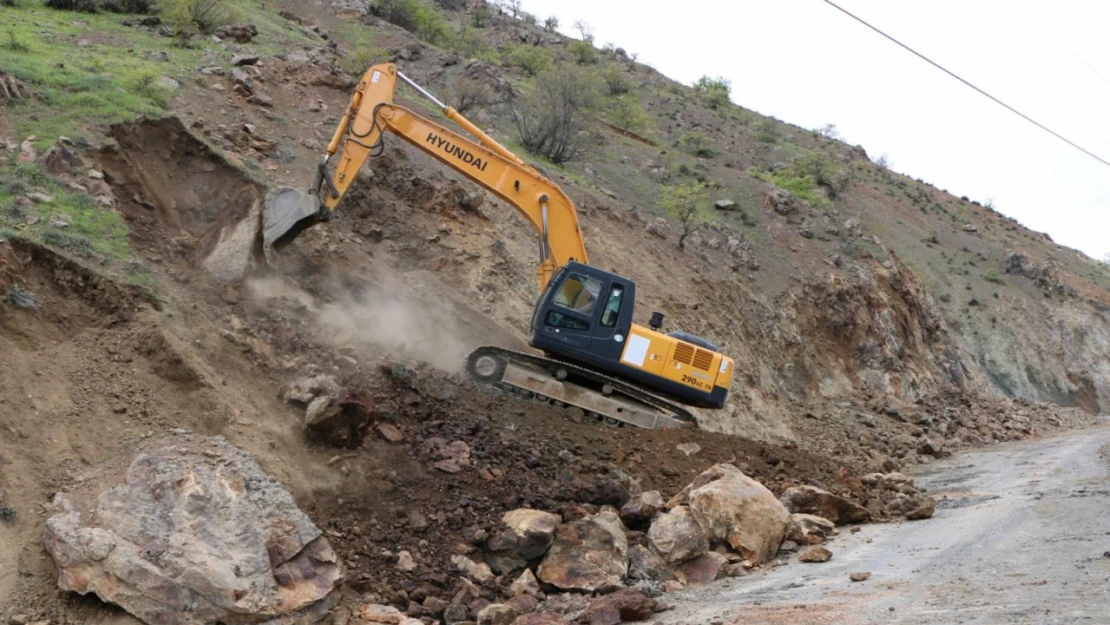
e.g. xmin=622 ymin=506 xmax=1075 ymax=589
xmin=685 ymin=464 xmax=791 ymax=564
xmin=647 ymin=505 xmax=708 ymax=565
xmin=537 ymin=510 xmax=628 ymax=591
xmin=43 ymin=435 xmax=341 ymax=625
xmin=780 ymin=485 xmax=871 ymax=525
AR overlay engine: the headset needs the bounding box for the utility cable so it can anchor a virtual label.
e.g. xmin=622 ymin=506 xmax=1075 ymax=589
xmin=1020 ymin=4 xmax=1110 ymax=92
xmin=821 ymin=0 xmax=1110 ymax=169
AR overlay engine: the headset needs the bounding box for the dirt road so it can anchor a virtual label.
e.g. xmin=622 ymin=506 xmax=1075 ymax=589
xmin=660 ymin=419 xmax=1110 ymax=625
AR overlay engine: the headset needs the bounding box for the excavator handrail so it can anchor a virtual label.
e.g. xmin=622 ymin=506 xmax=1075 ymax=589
xmin=318 ymin=63 xmax=588 ymax=291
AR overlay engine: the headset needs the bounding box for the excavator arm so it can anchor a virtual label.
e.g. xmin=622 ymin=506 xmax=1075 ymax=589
xmin=264 ymin=63 xmax=587 ymax=291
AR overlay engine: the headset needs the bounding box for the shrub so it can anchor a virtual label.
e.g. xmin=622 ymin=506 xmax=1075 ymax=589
xmin=599 ymin=64 xmax=631 ymax=95
xmin=470 ymin=3 xmax=492 ymax=27
xmin=2 ymin=284 xmax=38 ymax=309
xmin=791 ymin=152 xmax=849 ymax=199
xmin=449 ymin=76 xmax=492 ymax=114
xmin=453 ymin=25 xmax=495 ymax=61
xmin=677 ymin=131 xmax=717 ymax=158
xmin=693 ymin=75 xmax=731 ymax=109
xmin=543 ymin=15 xmax=559 ymax=32
xmin=608 ymin=95 xmax=651 ymax=135
xmin=569 ymin=39 xmax=598 ymax=64
xmin=372 ymin=0 xmax=451 ymax=46
xmin=505 ymin=43 xmax=553 ymax=76
xmin=513 ymin=66 xmax=601 ymax=164
xmin=983 ymin=270 xmax=1005 ymax=285
xmin=338 ymin=46 xmax=389 ymax=77
xmin=44 ymin=0 xmax=98 ymax=11
xmin=660 ymin=182 xmax=710 ymax=250
xmin=1 ymin=0 xmax=17 ymax=7
xmin=520 ymin=12 xmax=536 ymax=26
xmin=162 ymin=0 xmax=234 ymax=37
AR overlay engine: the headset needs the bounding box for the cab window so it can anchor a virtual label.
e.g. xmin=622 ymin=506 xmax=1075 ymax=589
xmin=546 ymin=310 xmax=589 ymax=330
xmin=553 ymin=274 xmax=602 ymax=316
xmin=600 ymin=285 xmax=624 ymax=327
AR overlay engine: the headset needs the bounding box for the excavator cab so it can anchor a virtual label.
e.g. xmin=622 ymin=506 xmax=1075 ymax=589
xmin=530 ymin=262 xmax=731 ymax=410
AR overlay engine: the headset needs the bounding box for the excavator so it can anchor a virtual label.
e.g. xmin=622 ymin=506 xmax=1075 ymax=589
xmin=262 ymin=63 xmax=734 ymax=429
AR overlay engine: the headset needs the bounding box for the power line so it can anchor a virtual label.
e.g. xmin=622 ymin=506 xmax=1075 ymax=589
xmin=820 ymin=0 xmax=1110 ymax=169
xmin=1019 ymin=4 xmax=1110 ymax=93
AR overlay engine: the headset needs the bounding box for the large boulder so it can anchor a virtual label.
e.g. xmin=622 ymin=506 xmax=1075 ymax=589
xmin=780 ymin=485 xmax=870 ymax=525
xmin=487 ymin=508 xmax=562 ymax=561
xmin=627 ymin=544 xmax=674 ymax=582
xmin=585 ymin=588 xmax=657 ymax=625
xmin=537 ymin=509 xmax=628 ymax=592
xmin=619 ymin=491 xmax=664 ymax=527
xmin=647 ymin=505 xmax=708 ymax=565
xmin=43 ymin=434 xmax=341 ymax=625
xmin=686 ymin=464 xmax=791 ymax=565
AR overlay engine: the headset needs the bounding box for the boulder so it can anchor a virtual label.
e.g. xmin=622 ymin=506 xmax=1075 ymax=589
xmin=627 ymin=544 xmax=673 ymax=582
xmin=673 ymin=552 xmax=727 ymax=584
xmin=509 ymin=568 xmax=541 ymax=597
xmin=451 ymin=555 xmax=494 ymax=583
xmin=477 ymin=603 xmax=519 ymax=625
xmin=647 ymin=505 xmax=708 ymax=565
xmin=787 ymin=513 xmax=836 ymax=544
xmin=215 ymin=23 xmax=259 ymax=43
xmin=780 ymin=485 xmax=870 ymax=525
xmin=714 ymin=199 xmax=738 ymax=211
xmin=767 ymin=188 xmax=803 ymax=215
xmin=887 ymin=494 xmax=936 ymax=520
xmin=44 ymin=435 xmax=341 ymax=625
xmin=686 ymin=464 xmax=791 ymax=565
xmin=619 ymin=491 xmax=664 ymax=527
xmin=487 ymin=508 xmax=562 ymax=561
xmin=281 ymin=374 xmax=339 ymax=404
xmin=585 ymin=588 xmax=656 ymax=625
xmin=40 ymin=143 xmax=80 ymax=174
xmin=797 ymin=546 xmax=832 ymax=563
xmin=537 ymin=509 xmax=628 ymax=592
xmin=17 ymin=137 xmax=36 ymax=163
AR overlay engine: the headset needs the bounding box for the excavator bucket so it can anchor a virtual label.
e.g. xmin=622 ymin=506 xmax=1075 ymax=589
xmin=261 ymin=186 xmax=324 ymax=266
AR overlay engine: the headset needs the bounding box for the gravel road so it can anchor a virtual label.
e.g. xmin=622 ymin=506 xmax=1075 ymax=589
xmin=659 ymin=419 xmax=1110 ymax=625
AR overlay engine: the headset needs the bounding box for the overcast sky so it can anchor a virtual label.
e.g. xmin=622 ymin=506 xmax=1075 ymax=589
xmin=517 ymin=0 xmax=1110 ymax=261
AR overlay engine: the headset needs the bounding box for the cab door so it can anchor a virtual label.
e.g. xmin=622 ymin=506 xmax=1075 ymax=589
xmin=535 ymin=271 xmax=603 ymax=351
xmin=588 ymin=279 xmax=635 ymax=364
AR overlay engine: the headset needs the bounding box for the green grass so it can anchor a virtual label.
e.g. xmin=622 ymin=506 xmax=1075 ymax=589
xmin=983 ymin=269 xmax=1006 ymax=285
xmin=1 ymin=161 xmax=131 ymax=263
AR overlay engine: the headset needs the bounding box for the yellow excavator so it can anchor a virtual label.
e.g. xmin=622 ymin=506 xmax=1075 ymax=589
xmin=263 ymin=63 xmax=734 ymax=429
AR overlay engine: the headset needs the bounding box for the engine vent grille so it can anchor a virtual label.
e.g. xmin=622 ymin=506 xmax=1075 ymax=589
xmin=693 ymin=349 xmax=714 ymax=371
xmin=673 ymin=342 xmax=695 ymax=365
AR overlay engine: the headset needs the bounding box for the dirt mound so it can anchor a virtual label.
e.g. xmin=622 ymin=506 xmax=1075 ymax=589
xmin=98 ymin=116 xmax=264 ymax=281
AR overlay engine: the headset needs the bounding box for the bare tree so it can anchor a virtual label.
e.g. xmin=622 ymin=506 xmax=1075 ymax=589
xmin=543 ymin=15 xmax=559 ymax=32
xmin=449 ymin=77 xmax=493 ymax=115
xmin=660 ymin=182 xmax=710 ymax=250
xmin=501 ymin=0 xmax=521 ymax=18
xmin=573 ymin=19 xmax=594 ymax=43
xmin=512 ymin=67 xmax=600 ymax=164
xmin=1102 ymin=252 xmax=1110 ymax=265
xmin=814 ymin=123 xmax=841 ymax=140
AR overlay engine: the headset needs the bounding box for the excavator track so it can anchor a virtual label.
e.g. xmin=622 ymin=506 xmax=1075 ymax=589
xmin=465 ymin=346 xmax=696 ymax=430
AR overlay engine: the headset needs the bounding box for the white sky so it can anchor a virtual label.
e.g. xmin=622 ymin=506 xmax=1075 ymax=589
xmin=517 ymin=0 xmax=1110 ymax=261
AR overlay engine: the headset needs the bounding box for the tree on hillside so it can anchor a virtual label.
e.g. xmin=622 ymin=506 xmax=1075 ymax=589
xmin=500 ymin=0 xmax=521 ymax=18
xmin=660 ymin=182 xmax=710 ymax=251
xmin=512 ymin=66 xmax=601 ymax=164
xmin=1102 ymin=252 xmax=1110 ymax=265
xmin=543 ymin=15 xmax=559 ymax=32
xmin=693 ymin=75 xmax=731 ymax=109
xmin=815 ymin=123 xmax=841 ymax=140
xmin=573 ymin=19 xmax=594 ymax=43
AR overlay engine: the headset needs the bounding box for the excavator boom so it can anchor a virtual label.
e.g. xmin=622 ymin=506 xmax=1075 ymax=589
xmin=263 ymin=63 xmax=586 ymax=291
xmin=262 ymin=63 xmax=735 ymax=429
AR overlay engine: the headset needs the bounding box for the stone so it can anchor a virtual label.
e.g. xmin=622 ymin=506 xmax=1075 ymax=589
xmin=676 ymin=442 xmax=701 ymax=457
xmin=44 ymin=435 xmax=341 ymax=625
xmin=797 ymin=546 xmax=832 ymax=562
xmin=537 ymin=509 xmax=628 ymax=592
xmin=232 ymin=54 xmax=260 ymax=66
xmin=299 ymin=97 xmax=326 ymax=112
xmin=455 ymin=188 xmax=485 ymax=211
xmin=687 ymin=464 xmax=791 ymax=565
xmin=18 ymin=137 xmax=36 ymax=163
xmin=361 ymin=604 xmax=410 ymax=623
xmin=248 ymin=92 xmax=275 ymax=107
xmin=674 ymin=552 xmax=727 ymax=584
xmin=645 ymin=217 xmax=669 ymax=238
xmin=215 ymin=23 xmax=259 ymax=44
xmin=962 ymin=223 xmax=979 ymax=233
xmin=647 ymin=505 xmax=708 ymax=565
xmin=157 ymin=76 xmax=180 ymax=89
xmin=230 ymin=68 xmax=253 ymax=90
xmin=600 ymin=188 xmax=618 ymax=199
xmin=452 ymin=555 xmax=494 ymax=583
xmin=510 ymin=615 xmax=565 ymax=625
xmin=477 ymin=603 xmax=518 ymax=625
xmin=407 ymin=510 xmax=429 ymax=531
xmin=619 ymin=490 xmax=664 ymax=526
xmin=443 ymin=604 xmax=469 ymax=624
xmin=396 ymin=550 xmax=417 ymax=572
xmin=488 ymin=509 xmax=561 ymax=560
xmin=376 ymin=423 xmax=404 ymax=443
xmin=850 ymin=571 xmax=872 ymax=582
xmin=780 ymin=485 xmax=870 ymax=525
xmin=506 ymin=594 xmax=537 ymax=615
xmin=25 ymin=192 xmax=53 ymax=203
xmin=585 ymin=588 xmax=656 ymax=625
xmin=434 ymin=440 xmax=472 ymax=473
xmin=904 ymin=496 xmax=936 ymax=520
xmin=767 ymin=188 xmax=803 ymax=214
xmin=48 ymin=214 xmax=68 ymax=228
xmin=281 ymin=374 xmax=339 ymax=404
xmin=787 ymin=513 xmax=836 ymax=544
xmin=41 ymin=144 xmax=77 ymax=174
xmin=509 ymin=569 xmax=541 ymax=597
xmin=714 ymin=199 xmax=737 ymax=211
xmin=201 ymin=194 xmax=261 ymax=282
xmin=660 ymin=580 xmax=684 ymax=593
xmin=627 ymin=544 xmax=673 ymax=582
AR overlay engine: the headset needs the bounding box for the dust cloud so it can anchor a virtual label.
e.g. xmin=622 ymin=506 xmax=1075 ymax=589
xmin=247 ymin=276 xmax=471 ymax=372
